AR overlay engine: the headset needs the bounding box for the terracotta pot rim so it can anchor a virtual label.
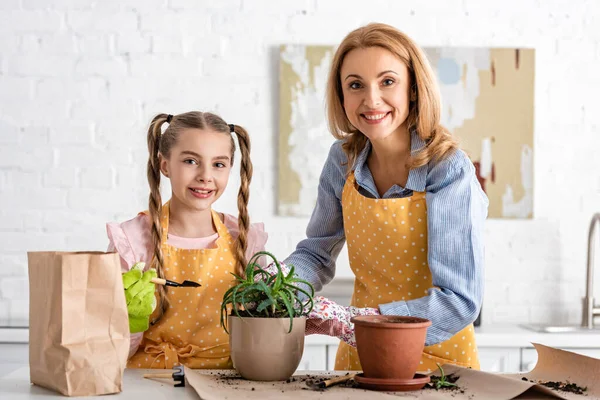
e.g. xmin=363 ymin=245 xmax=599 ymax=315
xmin=351 ymin=315 xmax=432 ymax=328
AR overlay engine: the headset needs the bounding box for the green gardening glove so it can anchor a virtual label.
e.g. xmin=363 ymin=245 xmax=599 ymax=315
xmin=122 ymin=262 xmax=157 ymax=333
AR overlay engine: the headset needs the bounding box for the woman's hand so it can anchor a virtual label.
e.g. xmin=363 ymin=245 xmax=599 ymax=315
xmin=305 ymin=296 xmax=379 ymax=347
xmin=122 ymin=262 xmax=157 ymax=333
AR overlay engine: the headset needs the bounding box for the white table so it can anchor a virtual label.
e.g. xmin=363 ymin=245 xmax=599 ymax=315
xmin=1 ymin=366 xmax=200 ymax=399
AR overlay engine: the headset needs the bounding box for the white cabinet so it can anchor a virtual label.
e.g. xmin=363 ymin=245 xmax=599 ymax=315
xmin=297 ymin=345 xmax=327 ymax=371
xmin=520 ymin=347 xmax=600 ymax=372
xmin=0 ymin=344 xmax=28 ymax=363
xmin=477 ymin=347 xmax=521 ymax=373
xmin=326 ymin=344 xmax=339 ymax=370
xmin=306 ymin=344 xmax=524 ymax=373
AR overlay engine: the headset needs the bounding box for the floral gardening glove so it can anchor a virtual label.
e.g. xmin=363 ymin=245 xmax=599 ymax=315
xmin=305 ymin=296 xmax=379 ymax=347
xmin=122 ymin=262 xmax=157 ymax=333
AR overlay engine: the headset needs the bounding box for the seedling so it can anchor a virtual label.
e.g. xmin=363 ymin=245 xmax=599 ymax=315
xmin=431 ymin=363 xmax=458 ymax=390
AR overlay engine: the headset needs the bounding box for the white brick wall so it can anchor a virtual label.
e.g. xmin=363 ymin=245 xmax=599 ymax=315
xmin=1 ymin=0 xmax=599 ymax=327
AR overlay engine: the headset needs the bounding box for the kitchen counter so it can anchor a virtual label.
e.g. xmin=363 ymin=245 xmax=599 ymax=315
xmin=3 ymin=324 xmax=600 ymax=398
xmin=4 ymin=353 xmax=600 ymax=399
xmin=0 ymin=327 xmax=27 ymax=343
xmin=1 ymin=366 xmax=203 ymax=399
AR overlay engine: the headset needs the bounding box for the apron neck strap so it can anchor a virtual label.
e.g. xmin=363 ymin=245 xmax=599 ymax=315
xmin=210 ymin=209 xmax=229 ymax=238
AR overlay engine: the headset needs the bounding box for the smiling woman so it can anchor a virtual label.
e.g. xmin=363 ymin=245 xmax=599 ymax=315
xmin=284 ymin=23 xmax=489 ymax=375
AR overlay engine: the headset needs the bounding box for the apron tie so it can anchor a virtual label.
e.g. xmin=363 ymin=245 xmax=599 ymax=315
xmin=144 ymin=341 xmax=228 ymax=369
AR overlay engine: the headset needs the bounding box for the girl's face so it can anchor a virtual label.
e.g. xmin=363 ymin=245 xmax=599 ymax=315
xmin=160 ymin=128 xmax=232 ymax=213
xmin=340 ymin=46 xmax=412 ymax=142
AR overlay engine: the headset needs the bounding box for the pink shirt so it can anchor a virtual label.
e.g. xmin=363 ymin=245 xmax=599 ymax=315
xmin=167 ymin=232 xmax=218 ymax=249
xmin=106 ymin=212 xmax=268 ymax=358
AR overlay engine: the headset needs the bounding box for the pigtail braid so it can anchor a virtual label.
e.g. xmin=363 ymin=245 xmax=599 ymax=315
xmin=146 ymin=113 xmax=170 ymax=322
xmin=232 ymin=124 xmax=253 ymax=277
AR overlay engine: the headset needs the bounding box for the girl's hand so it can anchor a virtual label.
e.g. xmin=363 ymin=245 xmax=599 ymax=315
xmin=122 ymin=262 xmax=157 ymax=333
xmin=305 ymin=296 xmax=379 ymax=347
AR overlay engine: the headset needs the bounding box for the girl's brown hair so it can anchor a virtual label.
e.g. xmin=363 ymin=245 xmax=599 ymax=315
xmin=326 ymin=22 xmax=458 ymax=172
xmin=146 ymin=111 xmax=253 ymax=322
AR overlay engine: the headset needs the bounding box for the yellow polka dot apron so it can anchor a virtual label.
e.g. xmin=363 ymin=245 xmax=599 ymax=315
xmin=335 ymin=173 xmax=479 ymax=373
xmin=128 ymin=202 xmax=236 ymax=369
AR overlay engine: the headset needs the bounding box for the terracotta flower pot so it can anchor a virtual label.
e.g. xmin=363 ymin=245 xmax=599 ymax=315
xmin=351 ymin=315 xmax=431 ymax=379
xmin=228 ymin=316 xmax=306 ymax=381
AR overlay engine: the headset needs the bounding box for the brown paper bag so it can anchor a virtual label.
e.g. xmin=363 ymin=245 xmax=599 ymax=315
xmin=27 ymin=251 xmax=130 ymax=396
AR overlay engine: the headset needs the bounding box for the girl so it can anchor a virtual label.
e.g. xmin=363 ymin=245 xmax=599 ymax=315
xmin=288 ymin=23 xmax=489 ymax=373
xmin=107 ymin=112 xmax=267 ymax=369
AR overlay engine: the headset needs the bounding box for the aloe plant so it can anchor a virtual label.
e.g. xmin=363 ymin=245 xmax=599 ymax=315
xmin=220 ymin=251 xmax=315 ymax=333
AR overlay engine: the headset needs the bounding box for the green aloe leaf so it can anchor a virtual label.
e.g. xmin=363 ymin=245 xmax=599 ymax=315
xmin=220 ymin=251 xmax=315 ymax=331
xmin=257 ymin=298 xmax=275 ymax=313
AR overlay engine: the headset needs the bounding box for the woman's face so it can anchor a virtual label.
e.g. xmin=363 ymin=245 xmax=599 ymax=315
xmin=340 ymin=46 xmax=412 ymax=142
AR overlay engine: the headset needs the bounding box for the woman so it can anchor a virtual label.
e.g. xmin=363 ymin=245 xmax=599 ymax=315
xmin=286 ymin=23 xmax=488 ymax=372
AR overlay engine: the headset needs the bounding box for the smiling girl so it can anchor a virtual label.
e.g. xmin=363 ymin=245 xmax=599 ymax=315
xmin=107 ymin=112 xmax=267 ymax=369
xmin=287 ymin=23 xmax=489 ymax=372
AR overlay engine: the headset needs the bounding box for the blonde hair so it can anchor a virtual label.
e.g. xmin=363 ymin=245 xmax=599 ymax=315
xmin=326 ymin=23 xmax=458 ymax=172
xmin=146 ymin=111 xmax=253 ymax=322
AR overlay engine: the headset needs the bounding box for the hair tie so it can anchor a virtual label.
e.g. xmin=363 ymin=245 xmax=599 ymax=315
xmin=228 ymin=124 xmax=235 ymax=133
xmin=166 ymin=114 xmax=173 ymax=123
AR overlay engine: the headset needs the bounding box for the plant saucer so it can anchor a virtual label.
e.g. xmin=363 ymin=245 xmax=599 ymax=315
xmin=354 ymin=373 xmax=430 ymax=392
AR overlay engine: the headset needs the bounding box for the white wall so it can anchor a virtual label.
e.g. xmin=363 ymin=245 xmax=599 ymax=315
xmin=1 ymin=0 xmax=599 ymax=327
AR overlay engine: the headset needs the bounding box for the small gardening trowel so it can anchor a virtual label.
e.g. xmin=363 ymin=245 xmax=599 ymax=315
xmin=151 ymin=277 xmax=201 ymax=288
xmin=130 ymin=262 xmax=201 ymax=288
xmin=144 ymin=365 xmax=186 ymax=387
xmin=306 ymin=373 xmax=357 ymax=389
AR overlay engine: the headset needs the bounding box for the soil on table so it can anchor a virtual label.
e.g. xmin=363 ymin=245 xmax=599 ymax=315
xmin=209 ymin=371 xmax=357 ymax=392
xmin=521 ymin=377 xmax=587 ymax=395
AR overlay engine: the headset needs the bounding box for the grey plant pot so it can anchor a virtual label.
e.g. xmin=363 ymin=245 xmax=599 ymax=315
xmin=228 ymin=316 xmax=306 ymax=381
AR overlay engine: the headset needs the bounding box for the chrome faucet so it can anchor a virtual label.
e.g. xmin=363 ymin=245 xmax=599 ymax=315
xmin=582 ymin=213 xmax=600 ymax=329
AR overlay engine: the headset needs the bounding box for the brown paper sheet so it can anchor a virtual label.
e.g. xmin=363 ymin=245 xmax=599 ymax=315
xmin=184 ymin=368 xmax=405 ymax=400
xmin=184 ymin=343 xmax=600 ymax=399
xmin=28 ymin=251 xmax=130 ymax=396
xmin=507 ymin=343 xmax=600 ymax=399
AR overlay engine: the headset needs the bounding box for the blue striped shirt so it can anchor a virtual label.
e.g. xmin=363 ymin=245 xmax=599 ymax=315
xmin=285 ymin=131 xmax=489 ymax=346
